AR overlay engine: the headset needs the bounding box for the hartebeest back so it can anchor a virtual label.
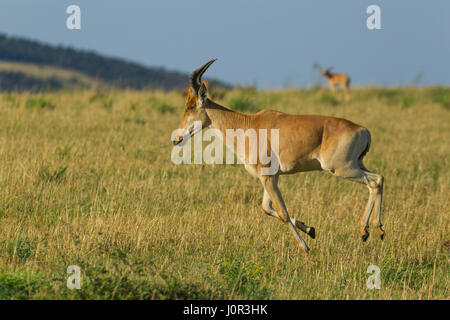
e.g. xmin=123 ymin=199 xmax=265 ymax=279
xmin=172 ymin=60 xmax=384 ymax=256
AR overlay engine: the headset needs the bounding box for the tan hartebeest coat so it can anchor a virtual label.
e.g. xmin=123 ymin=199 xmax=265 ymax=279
xmin=322 ymin=68 xmax=351 ymax=97
xmin=173 ymin=60 xmax=384 ymax=256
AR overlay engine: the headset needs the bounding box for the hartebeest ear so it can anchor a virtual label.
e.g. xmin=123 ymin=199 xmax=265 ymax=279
xmin=198 ymin=82 xmax=208 ymax=103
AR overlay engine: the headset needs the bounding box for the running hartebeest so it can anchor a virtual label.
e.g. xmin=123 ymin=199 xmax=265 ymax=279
xmin=172 ymin=60 xmax=384 ymax=256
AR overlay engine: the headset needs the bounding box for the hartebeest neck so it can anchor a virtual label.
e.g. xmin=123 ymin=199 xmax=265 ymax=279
xmin=204 ymin=100 xmax=252 ymax=133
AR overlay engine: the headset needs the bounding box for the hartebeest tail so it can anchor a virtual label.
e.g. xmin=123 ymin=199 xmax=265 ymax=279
xmin=172 ymin=60 xmax=384 ymax=256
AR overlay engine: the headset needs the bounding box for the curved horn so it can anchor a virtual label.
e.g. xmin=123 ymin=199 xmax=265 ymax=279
xmin=190 ymin=59 xmax=216 ymax=93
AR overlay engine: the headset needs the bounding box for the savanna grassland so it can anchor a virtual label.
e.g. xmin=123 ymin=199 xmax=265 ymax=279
xmin=0 ymin=87 xmax=448 ymax=299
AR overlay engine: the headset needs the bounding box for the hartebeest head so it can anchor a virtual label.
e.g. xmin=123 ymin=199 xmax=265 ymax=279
xmin=172 ymin=59 xmax=216 ymax=146
xmin=322 ymin=67 xmax=332 ymax=77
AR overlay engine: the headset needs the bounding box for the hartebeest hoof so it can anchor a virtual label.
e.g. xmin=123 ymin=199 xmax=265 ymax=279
xmin=362 ymin=232 xmax=370 ymax=242
xmin=301 ymin=247 xmax=310 ymax=258
xmin=375 ymin=226 xmax=385 ymax=240
xmin=307 ymin=227 xmax=316 ymax=239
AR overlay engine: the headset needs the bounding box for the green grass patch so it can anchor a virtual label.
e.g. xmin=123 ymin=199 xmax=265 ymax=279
xmin=377 ymin=90 xmax=415 ymax=109
xmin=228 ymin=95 xmax=260 ymax=113
xmin=315 ymin=92 xmax=340 ymax=106
xmin=212 ymin=247 xmax=273 ymax=299
xmin=38 ymin=165 xmax=68 ymax=183
xmin=151 ymin=100 xmax=175 ymax=114
xmin=0 ymin=272 xmax=44 ymax=299
xmin=429 ymin=87 xmax=450 ymax=109
xmin=25 ymin=97 xmax=55 ymax=110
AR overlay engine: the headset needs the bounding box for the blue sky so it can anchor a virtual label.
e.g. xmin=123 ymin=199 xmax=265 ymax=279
xmin=0 ymin=0 xmax=449 ymax=88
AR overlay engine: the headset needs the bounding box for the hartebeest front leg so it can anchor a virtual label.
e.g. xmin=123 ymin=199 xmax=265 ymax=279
xmin=262 ymin=190 xmax=316 ymax=239
xmin=329 ymin=82 xmax=336 ymax=93
xmin=259 ymin=175 xmax=310 ymax=256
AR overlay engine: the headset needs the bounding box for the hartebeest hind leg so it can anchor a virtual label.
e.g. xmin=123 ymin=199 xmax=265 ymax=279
xmin=357 ymin=164 xmax=384 ymax=240
xmin=368 ymin=171 xmax=384 ymax=239
xmin=262 ymin=190 xmax=316 ymax=239
xmin=259 ymin=175 xmax=310 ymax=255
xmin=335 ymin=166 xmax=384 ymax=241
xmin=360 ymin=186 xmax=375 ymax=241
xmin=319 ymin=126 xmax=384 ymax=242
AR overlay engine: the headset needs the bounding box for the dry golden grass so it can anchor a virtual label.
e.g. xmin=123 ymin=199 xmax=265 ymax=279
xmin=0 ymin=87 xmax=448 ymax=299
xmin=0 ymin=61 xmax=103 ymax=87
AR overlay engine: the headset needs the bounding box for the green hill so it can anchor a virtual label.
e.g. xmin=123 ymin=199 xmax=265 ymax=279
xmin=0 ymin=34 xmax=229 ymax=92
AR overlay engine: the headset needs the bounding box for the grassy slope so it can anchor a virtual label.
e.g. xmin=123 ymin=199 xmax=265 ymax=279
xmin=0 ymin=61 xmax=105 ymax=88
xmin=0 ymin=34 xmax=230 ymax=91
xmin=0 ymin=88 xmax=448 ymax=299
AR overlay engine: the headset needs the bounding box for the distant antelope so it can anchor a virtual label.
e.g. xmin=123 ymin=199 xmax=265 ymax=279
xmin=172 ymin=60 xmax=384 ymax=256
xmin=182 ymin=80 xmax=210 ymax=96
xmin=322 ymin=67 xmax=351 ymax=96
